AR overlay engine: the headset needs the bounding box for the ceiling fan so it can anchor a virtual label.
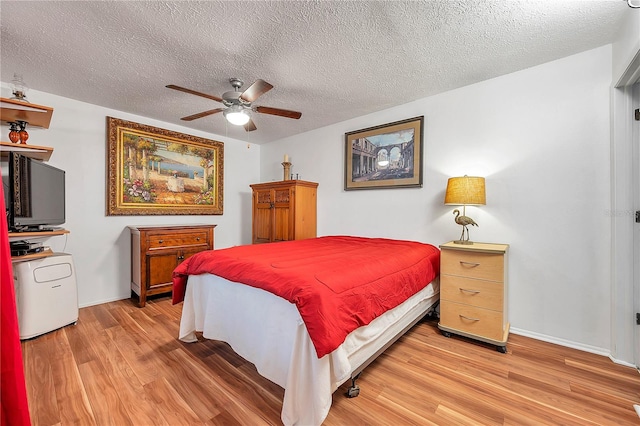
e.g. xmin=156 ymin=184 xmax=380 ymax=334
xmin=166 ymin=78 xmax=302 ymax=132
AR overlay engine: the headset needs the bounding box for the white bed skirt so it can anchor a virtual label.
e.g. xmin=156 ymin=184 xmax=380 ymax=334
xmin=179 ymin=274 xmax=439 ymax=426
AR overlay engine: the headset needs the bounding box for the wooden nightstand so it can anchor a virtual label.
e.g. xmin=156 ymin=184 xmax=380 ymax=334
xmin=438 ymin=241 xmax=509 ymax=352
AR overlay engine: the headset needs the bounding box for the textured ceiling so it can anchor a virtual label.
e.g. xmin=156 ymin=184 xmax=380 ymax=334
xmin=0 ymin=1 xmax=629 ymax=144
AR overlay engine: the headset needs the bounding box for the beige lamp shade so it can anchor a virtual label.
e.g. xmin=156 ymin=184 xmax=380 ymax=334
xmin=444 ymin=176 xmax=486 ymax=205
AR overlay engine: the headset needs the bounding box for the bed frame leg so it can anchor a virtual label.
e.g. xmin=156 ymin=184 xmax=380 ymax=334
xmin=346 ymin=373 xmax=361 ymax=398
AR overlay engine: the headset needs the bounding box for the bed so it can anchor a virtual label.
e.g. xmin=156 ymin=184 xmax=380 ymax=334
xmin=172 ymin=235 xmax=440 ymax=425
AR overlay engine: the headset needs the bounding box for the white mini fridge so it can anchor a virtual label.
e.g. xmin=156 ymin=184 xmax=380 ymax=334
xmin=13 ymin=253 xmax=78 ymax=340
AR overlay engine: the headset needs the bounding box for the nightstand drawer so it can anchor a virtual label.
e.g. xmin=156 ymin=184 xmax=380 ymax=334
xmin=440 ymin=301 xmax=504 ymax=341
xmin=148 ymin=231 xmax=209 ymax=249
xmin=440 ymin=275 xmax=503 ymax=311
xmin=441 ymin=249 xmax=504 ymax=281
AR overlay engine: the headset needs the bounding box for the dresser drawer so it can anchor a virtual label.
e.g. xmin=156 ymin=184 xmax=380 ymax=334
xmin=441 ymin=275 xmax=503 ymax=311
xmin=440 ymin=301 xmax=505 ymax=341
xmin=441 ymin=249 xmax=504 ymax=281
xmin=148 ymin=231 xmax=209 ymax=249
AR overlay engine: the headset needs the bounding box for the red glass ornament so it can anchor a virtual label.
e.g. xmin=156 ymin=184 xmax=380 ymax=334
xmin=18 ymin=129 xmax=29 ymax=144
xmin=16 ymin=121 xmax=28 ymax=144
xmin=8 ymin=122 xmax=20 ymax=144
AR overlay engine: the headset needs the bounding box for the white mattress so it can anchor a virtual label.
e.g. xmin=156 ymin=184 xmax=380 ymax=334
xmin=179 ymin=274 xmax=439 ymax=426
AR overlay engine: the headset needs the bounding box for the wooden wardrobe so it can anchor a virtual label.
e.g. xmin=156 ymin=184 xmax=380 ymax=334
xmin=250 ymin=180 xmax=318 ymax=244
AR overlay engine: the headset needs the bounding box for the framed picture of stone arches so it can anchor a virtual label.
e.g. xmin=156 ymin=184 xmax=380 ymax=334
xmin=345 ymin=116 xmax=424 ymax=190
xmin=106 ymin=117 xmax=224 ymax=215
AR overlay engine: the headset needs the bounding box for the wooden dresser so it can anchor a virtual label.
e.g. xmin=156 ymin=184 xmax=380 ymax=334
xmin=250 ymin=180 xmax=318 ymax=244
xmin=129 ymin=224 xmax=215 ymax=307
xmin=438 ymin=241 xmax=509 ymax=352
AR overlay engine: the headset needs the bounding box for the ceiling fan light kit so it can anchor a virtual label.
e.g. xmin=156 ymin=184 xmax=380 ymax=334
xmin=166 ymin=78 xmax=302 ymax=132
xmin=223 ymin=104 xmax=250 ymax=126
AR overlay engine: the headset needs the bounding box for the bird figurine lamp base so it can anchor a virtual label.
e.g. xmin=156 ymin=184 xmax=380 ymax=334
xmin=452 ymin=207 xmax=478 ymax=245
xmin=454 ymin=239 xmax=474 ymax=245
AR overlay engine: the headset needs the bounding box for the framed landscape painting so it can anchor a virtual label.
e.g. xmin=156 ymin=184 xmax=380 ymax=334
xmin=106 ymin=117 xmax=224 ymax=215
xmin=345 ymin=116 xmax=424 ymax=190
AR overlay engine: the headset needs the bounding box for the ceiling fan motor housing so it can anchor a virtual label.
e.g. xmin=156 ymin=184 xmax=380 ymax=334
xmin=222 ymin=91 xmax=247 ymax=107
xmin=223 ymin=78 xmax=251 ymax=108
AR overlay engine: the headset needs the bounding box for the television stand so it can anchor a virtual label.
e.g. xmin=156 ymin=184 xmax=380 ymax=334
xmin=8 ymin=228 xmax=70 ymax=262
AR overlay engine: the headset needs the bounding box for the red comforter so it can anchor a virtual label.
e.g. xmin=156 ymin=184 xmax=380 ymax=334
xmin=172 ymin=236 xmax=439 ymax=358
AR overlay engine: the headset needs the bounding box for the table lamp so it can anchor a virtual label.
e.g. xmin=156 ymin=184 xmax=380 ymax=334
xmin=444 ymin=175 xmax=486 ymax=244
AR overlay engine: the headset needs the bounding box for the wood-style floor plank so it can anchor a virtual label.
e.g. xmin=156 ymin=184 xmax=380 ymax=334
xmin=50 ymin=351 xmax=96 ymax=424
xmin=22 ymin=333 xmax=61 ymax=426
xmin=76 ymin=360 xmax=133 ymax=426
xmin=21 ymin=297 xmax=640 ymax=425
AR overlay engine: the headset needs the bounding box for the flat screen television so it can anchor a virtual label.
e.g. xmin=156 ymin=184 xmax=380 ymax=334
xmin=3 ymin=152 xmax=66 ymax=232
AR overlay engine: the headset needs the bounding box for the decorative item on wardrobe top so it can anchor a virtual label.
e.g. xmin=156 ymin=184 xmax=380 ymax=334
xmin=444 ymin=175 xmax=486 ymax=245
xmin=282 ymin=153 xmax=294 ymax=181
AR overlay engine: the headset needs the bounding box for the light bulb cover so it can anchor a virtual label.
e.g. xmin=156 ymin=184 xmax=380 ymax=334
xmin=224 ymin=105 xmax=250 ymax=126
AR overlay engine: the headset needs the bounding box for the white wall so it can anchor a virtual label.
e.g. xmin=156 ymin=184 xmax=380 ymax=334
xmin=262 ymin=46 xmax=613 ymax=355
xmin=2 ymin=87 xmax=261 ymax=307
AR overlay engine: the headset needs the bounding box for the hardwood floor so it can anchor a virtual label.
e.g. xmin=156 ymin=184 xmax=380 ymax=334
xmin=21 ymin=296 xmax=640 ymax=425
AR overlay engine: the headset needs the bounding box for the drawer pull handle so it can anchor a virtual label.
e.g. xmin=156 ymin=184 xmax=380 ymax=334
xmin=459 ymin=261 xmax=480 ymax=267
xmin=459 ymin=314 xmax=480 ymax=322
xmin=158 ymin=240 xmax=164 ymax=244
xmin=196 ymin=237 xmax=200 ymax=241
xmin=459 ymin=288 xmax=481 ymax=294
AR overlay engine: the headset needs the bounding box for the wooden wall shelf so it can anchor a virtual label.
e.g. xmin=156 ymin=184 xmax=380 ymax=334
xmin=0 ymin=97 xmax=53 ymax=128
xmin=11 ymin=248 xmax=54 ymax=262
xmin=9 ymin=229 xmax=69 ymax=262
xmin=4 ymin=99 xmax=59 ymax=262
xmin=0 ymin=141 xmax=54 ymax=161
xmin=8 ymin=229 xmax=69 ymax=240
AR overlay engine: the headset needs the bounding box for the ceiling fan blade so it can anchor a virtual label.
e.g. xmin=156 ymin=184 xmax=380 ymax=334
xmin=255 ymin=106 xmax=302 ymax=119
xmin=244 ymin=118 xmax=257 ymax=132
xmin=166 ymin=84 xmax=224 ymax=103
xmin=240 ymin=79 xmax=273 ymax=103
xmin=180 ymin=108 xmax=225 ymax=121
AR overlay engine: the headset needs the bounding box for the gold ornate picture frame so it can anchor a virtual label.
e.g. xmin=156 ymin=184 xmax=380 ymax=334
xmin=106 ymin=117 xmax=224 ymax=215
xmin=345 ymin=116 xmax=424 ymax=190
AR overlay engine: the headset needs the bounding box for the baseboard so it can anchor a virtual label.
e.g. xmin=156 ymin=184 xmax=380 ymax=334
xmin=78 ymin=295 xmax=130 ymax=309
xmin=510 ymin=328 xmax=638 ymax=368
xmin=511 ymin=328 xmax=638 ymax=369
xmin=608 ymin=356 xmax=637 ymax=369
xmin=510 ymin=327 xmax=610 ymax=358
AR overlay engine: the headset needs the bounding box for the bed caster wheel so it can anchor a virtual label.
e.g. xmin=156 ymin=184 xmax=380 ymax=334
xmin=497 ymin=345 xmax=507 ymax=354
xmin=441 ymin=330 xmax=451 ymax=338
xmin=346 ymin=385 xmax=360 ymax=398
